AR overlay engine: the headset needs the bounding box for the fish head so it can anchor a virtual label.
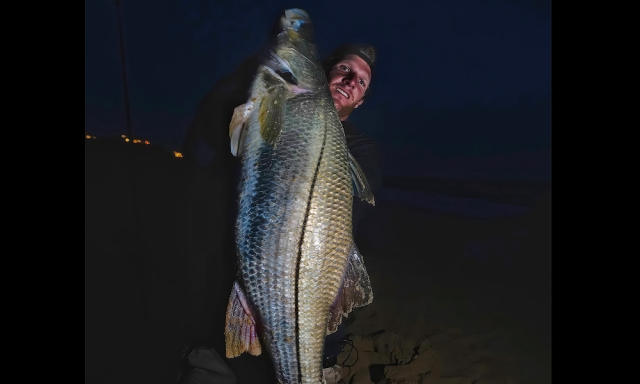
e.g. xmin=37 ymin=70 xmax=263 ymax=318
xmin=266 ymin=8 xmax=325 ymax=92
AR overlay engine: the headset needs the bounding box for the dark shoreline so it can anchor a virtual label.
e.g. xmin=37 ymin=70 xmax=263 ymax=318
xmin=85 ymin=139 xmax=550 ymax=383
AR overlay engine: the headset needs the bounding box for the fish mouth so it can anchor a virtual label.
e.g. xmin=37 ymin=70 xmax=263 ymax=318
xmin=279 ymin=8 xmax=314 ymax=41
xmin=280 ymin=9 xmax=311 ymax=31
xmin=284 ymin=8 xmax=310 ymax=22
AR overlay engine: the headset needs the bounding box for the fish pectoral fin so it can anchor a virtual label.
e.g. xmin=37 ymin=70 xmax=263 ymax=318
xmin=257 ymin=84 xmax=286 ymax=146
xmin=348 ymin=151 xmax=375 ymax=206
xmin=229 ymin=101 xmax=254 ymax=157
xmin=327 ymin=244 xmax=374 ymax=335
xmin=225 ymin=281 xmax=262 ymax=358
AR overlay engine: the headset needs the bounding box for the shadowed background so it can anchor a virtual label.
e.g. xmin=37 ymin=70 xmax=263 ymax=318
xmin=85 ymin=1 xmax=550 ymax=383
xmin=86 ymin=0 xmax=550 ymax=182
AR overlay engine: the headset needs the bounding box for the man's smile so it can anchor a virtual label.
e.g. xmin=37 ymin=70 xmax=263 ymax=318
xmin=336 ymin=87 xmax=350 ymax=99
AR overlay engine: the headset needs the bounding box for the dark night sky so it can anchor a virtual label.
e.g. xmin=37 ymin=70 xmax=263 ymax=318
xmin=85 ymin=0 xmax=550 ymax=181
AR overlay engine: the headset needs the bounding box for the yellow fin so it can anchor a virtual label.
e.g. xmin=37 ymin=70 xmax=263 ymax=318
xmin=225 ymin=281 xmax=262 ymax=358
xmin=258 ymin=85 xmax=286 ymax=145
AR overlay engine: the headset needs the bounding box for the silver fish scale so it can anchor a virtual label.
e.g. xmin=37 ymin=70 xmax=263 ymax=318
xmin=237 ymin=92 xmax=341 ymax=383
xmin=297 ymin=95 xmax=352 ymax=382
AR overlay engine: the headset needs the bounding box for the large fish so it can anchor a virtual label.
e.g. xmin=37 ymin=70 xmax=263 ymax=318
xmin=224 ymin=8 xmax=374 ymax=383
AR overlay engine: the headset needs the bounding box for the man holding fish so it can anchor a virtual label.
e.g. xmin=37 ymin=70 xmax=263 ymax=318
xmin=180 ymin=9 xmax=380 ymax=384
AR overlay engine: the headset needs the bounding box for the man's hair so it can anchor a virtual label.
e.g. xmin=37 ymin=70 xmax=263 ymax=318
xmin=322 ymin=43 xmax=376 ymax=98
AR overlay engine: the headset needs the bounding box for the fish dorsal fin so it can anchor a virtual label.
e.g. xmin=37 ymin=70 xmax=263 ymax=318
xmin=327 ymin=244 xmax=374 ymax=335
xmin=225 ymin=281 xmax=262 ymax=358
xmin=348 ymin=151 xmax=375 ymax=206
xmin=229 ymin=101 xmax=255 ymax=157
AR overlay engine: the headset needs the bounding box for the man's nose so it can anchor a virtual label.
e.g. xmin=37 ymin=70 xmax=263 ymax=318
xmin=341 ymin=73 xmax=356 ymax=86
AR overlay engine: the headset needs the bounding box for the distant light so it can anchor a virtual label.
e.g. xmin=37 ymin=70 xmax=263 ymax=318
xmin=121 ymin=134 xmax=127 ymax=139
xmin=125 ymin=138 xmax=130 ymax=142
xmin=144 ymin=140 xmax=150 ymax=145
xmin=85 ymin=134 xmax=92 ymax=139
xmin=133 ymin=139 xmax=142 ymax=144
xmin=173 ymin=151 xmax=183 ymax=158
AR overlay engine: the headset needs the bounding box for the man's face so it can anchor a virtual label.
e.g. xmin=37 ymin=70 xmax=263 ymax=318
xmin=328 ymin=54 xmax=372 ymax=121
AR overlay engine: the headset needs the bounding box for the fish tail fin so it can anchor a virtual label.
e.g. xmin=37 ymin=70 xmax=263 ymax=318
xmin=224 ymin=281 xmax=262 ymax=358
xmin=327 ymin=244 xmax=374 ymax=335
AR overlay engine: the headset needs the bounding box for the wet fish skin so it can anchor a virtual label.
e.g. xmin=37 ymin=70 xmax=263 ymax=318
xmin=228 ymin=8 xmax=372 ymax=383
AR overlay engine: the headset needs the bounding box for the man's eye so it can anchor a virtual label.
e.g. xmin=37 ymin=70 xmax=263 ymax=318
xmin=339 ymin=64 xmax=350 ymax=72
xmin=359 ymin=79 xmax=366 ymax=87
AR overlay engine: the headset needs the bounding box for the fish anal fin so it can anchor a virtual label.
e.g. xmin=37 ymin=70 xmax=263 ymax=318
xmin=225 ymin=281 xmax=262 ymax=358
xmin=327 ymin=244 xmax=374 ymax=335
xmin=229 ymin=102 xmax=254 ymax=157
xmin=348 ymin=151 xmax=375 ymax=206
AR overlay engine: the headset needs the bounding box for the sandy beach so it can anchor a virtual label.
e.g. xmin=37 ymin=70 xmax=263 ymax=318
xmin=330 ymin=196 xmax=550 ymax=384
xmin=85 ymin=141 xmax=550 ymax=384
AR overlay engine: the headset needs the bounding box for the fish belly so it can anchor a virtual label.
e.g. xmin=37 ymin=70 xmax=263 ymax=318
xmin=236 ymin=93 xmax=352 ymax=383
xmin=297 ymin=113 xmax=352 ymax=382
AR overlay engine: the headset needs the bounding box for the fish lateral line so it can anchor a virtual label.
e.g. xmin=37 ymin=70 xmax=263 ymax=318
xmin=294 ymin=118 xmax=329 ymax=381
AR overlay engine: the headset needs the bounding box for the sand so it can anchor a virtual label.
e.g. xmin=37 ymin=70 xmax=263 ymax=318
xmin=85 ymin=141 xmax=550 ymax=384
xmin=328 ymin=197 xmax=551 ymax=384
